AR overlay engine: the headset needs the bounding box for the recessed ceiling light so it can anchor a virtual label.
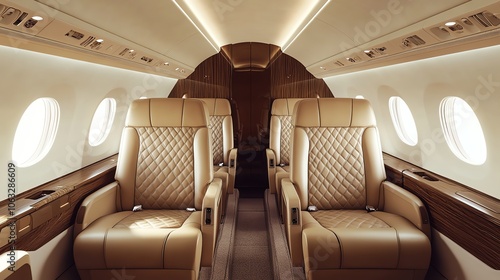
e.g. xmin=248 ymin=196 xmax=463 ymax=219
xmin=445 ymin=21 xmax=457 ymax=27
xmin=364 ymin=50 xmax=371 ymax=53
xmin=31 ymin=16 xmax=44 ymax=21
xmin=96 ymin=39 xmax=104 ymax=43
xmin=164 ymin=62 xmax=170 ymax=66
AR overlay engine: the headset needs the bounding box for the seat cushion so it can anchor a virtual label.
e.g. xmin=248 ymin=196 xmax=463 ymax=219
xmin=302 ymin=210 xmax=430 ymax=271
xmin=74 ymin=210 xmax=202 ymax=270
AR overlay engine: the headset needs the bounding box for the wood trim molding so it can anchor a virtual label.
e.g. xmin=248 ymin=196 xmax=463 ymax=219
xmin=383 ymin=153 xmax=500 ymax=270
xmin=0 ymin=155 xmax=117 ymax=253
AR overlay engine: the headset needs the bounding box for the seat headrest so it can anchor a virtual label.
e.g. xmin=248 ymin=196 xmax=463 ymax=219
xmin=196 ymin=98 xmax=231 ymax=116
xmin=271 ymin=98 xmax=304 ymax=116
xmin=293 ymin=98 xmax=376 ymax=127
xmin=126 ymin=98 xmax=208 ymax=127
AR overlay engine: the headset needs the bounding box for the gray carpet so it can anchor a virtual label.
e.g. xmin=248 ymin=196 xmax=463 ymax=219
xmin=230 ymin=198 xmax=274 ymax=280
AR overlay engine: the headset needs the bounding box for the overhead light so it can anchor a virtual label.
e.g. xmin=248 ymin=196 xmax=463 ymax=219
xmin=364 ymin=50 xmax=371 ymax=53
xmin=164 ymin=62 xmax=170 ymax=66
xmin=31 ymin=16 xmax=44 ymax=21
xmin=96 ymin=39 xmax=104 ymax=43
xmin=174 ymin=0 xmax=329 ymax=52
xmin=445 ymin=21 xmax=457 ymax=27
xmin=172 ymin=0 xmax=219 ymax=52
xmin=282 ymin=0 xmax=330 ymax=52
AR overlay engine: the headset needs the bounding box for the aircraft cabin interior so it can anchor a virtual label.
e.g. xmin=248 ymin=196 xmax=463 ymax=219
xmin=0 ymin=0 xmax=499 ymax=279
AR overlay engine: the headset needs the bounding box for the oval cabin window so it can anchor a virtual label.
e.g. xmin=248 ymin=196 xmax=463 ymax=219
xmin=12 ymin=98 xmax=60 ymax=167
xmin=388 ymin=96 xmax=418 ymax=146
xmin=440 ymin=96 xmax=487 ymax=165
xmin=88 ymin=98 xmax=117 ymax=146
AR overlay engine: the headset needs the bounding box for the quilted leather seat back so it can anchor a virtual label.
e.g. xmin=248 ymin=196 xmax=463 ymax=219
xmin=269 ymin=98 xmax=303 ymax=165
xmin=291 ymin=98 xmax=386 ymax=210
xmin=196 ymin=98 xmax=233 ymax=165
xmin=115 ymin=98 xmax=212 ymax=210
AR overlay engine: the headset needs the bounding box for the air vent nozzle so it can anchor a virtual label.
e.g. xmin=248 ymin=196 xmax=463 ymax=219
xmin=80 ymin=36 xmax=95 ymax=47
xmin=334 ymin=60 xmax=344 ymax=67
xmin=403 ymin=35 xmax=426 ymax=47
xmin=65 ymin=30 xmax=84 ymax=40
xmin=469 ymin=11 xmax=500 ymax=27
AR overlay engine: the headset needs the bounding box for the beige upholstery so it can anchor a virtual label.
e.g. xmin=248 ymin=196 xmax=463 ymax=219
xmin=73 ymin=99 xmax=222 ymax=280
xmin=282 ymin=98 xmax=431 ymax=279
xmin=0 ymin=251 xmax=32 ymax=280
xmin=196 ymin=98 xmax=238 ymax=219
xmin=196 ymin=98 xmax=238 ymax=193
xmin=266 ymin=98 xmax=303 ymax=217
xmin=267 ymin=98 xmax=302 ymax=193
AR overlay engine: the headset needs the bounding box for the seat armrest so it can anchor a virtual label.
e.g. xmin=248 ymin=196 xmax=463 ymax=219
xmin=281 ymin=178 xmax=303 ymax=266
xmin=227 ymin=148 xmax=238 ymax=194
xmin=201 ymin=178 xmax=223 ymax=267
xmin=0 ymin=250 xmax=32 ymax=279
xmin=213 ymin=170 xmax=228 ymax=217
xmin=266 ymin=148 xmax=277 ymax=193
xmin=74 ymin=182 xmax=120 ymax=237
xmin=381 ymin=181 xmax=431 ymax=239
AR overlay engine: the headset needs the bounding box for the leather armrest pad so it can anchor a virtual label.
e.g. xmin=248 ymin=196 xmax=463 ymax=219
xmin=201 ymin=178 xmax=223 ymax=266
xmin=266 ymin=149 xmax=276 ymax=193
xmin=213 ymin=171 xmax=228 ymax=188
xmin=382 ymin=181 xmax=431 ymax=238
xmin=202 ymin=178 xmax=223 ymax=221
xmin=228 ymin=148 xmax=238 ymax=168
xmin=282 ymin=179 xmax=301 ymax=224
xmin=281 ymin=178 xmax=304 ymax=266
xmin=74 ymin=182 xmax=120 ymax=237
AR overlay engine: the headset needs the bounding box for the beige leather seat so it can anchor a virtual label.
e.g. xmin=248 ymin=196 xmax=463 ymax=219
xmin=73 ymin=99 xmax=222 ymax=280
xmin=266 ymin=98 xmax=303 ymax=213
xmin=196 ymin=98 xmax=238 ymax=202
xmin=282 ymin=98 xmax=431 ymax=279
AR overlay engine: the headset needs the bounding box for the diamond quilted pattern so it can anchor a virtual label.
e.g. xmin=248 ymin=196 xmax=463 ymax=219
xmin=306 ymin=127 xmax=366 ymax=210
xmin=135 ymin=127 xmax=196 ymax=209
xmin=114 ymin=210 xmax=191 ymax=229
xmin=311 ymin=210 xmax=389 ymax=229
xmin=279 ymin=115 xmax=293 ymax=164
xmin=210 ymin=115 xmax=225 ymax=164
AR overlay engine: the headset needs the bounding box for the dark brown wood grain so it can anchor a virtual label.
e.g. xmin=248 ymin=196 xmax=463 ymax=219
xmin=0 ymin=155 xmax=117 ymax=254
xmin=383 ymin=153 xmax=500 ymax=269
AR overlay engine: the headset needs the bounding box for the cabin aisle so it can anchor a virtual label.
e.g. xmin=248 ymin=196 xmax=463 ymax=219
xmin=230 ymin=198 xmax=273 ymax=280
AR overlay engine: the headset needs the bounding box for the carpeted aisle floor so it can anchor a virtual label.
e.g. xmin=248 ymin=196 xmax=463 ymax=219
xmin=231 ymin=198 xmax=273 ymax=280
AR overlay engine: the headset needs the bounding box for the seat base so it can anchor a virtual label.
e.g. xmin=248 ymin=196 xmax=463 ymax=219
xmin=74 ymin=210 xmax=202 ymax=280
xmin=302 ymin=210 xmax=430 ymax=278
xmin=307 ymin=269 xmax=428 ymax=280
xmin=77 ymin=269 xmax=197 ymax=280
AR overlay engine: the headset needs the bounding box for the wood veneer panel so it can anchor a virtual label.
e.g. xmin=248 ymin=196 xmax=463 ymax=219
xmin=0 ymin=155 xmax=117 ymax=253
xmin=382 ymin=153 xmax=499 ymax=269
xmin=403 ymin=173 xmax=499 ymax=269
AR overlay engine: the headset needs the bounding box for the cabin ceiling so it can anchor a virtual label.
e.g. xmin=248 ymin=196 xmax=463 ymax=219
xmin=1 ymin=0 xmax=499 ymax=78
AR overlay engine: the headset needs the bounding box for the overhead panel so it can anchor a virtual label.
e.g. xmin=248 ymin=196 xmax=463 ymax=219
xmin=287 ymin=0 xmax=470 ymax=68
xmin=0 ymin=0 xmax=223 ymax=78
xmin=284 ymin=19 xmax=356 ymax=67
xmin=299 ymin=0 xmax=500 ymax=77
xmin=34 ymin=0 xmax=216 ymax=71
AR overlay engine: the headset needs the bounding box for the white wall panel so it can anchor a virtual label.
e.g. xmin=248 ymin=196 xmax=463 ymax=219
xmin=0 ymin=45 xmax=177 ymax=201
